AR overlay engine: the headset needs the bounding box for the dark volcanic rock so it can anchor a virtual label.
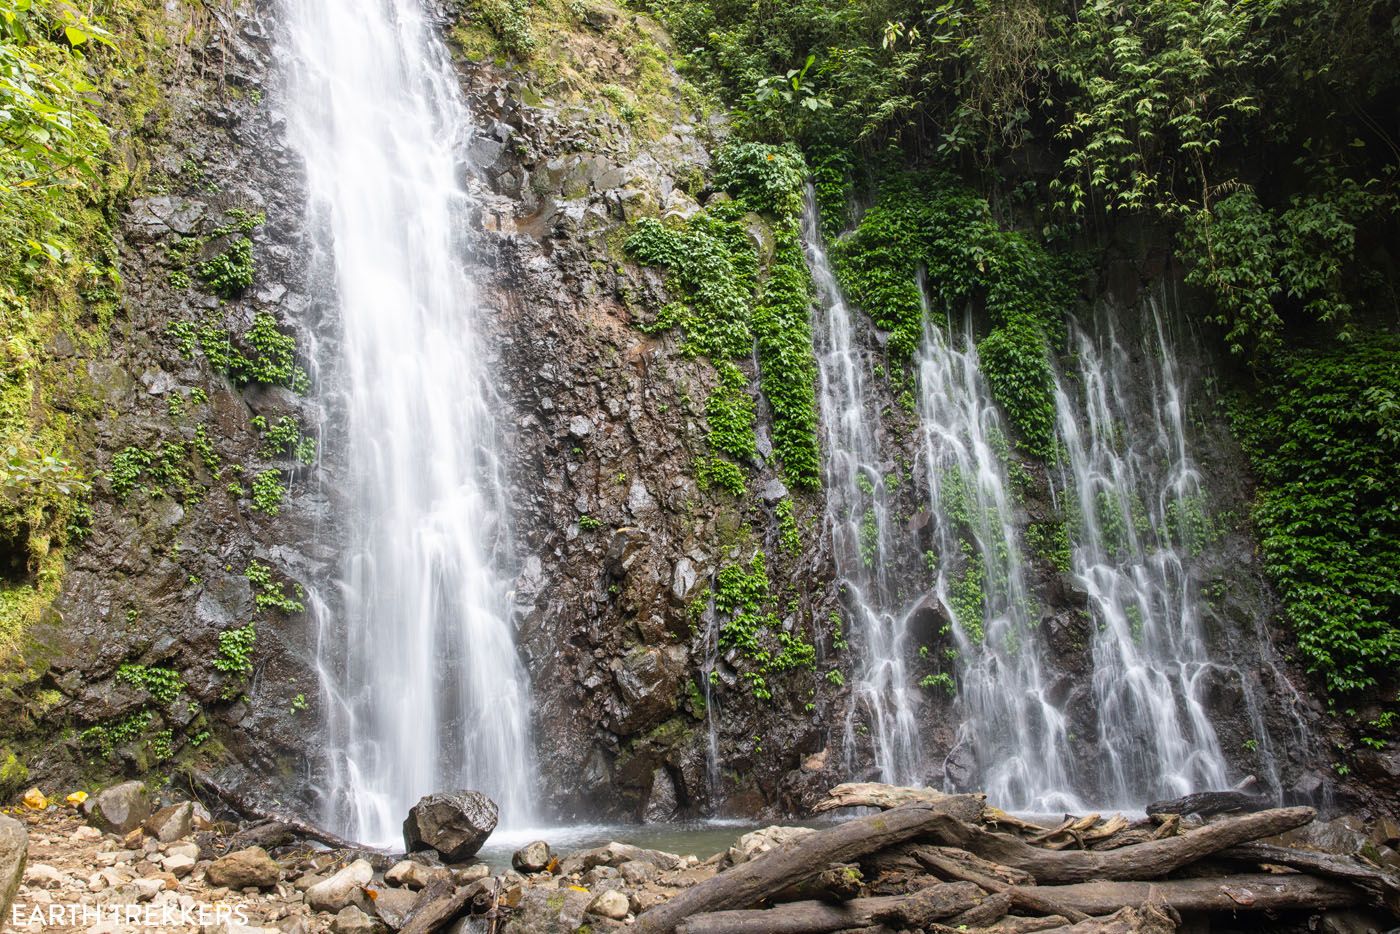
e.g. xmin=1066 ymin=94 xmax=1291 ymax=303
xmin=403 ymin=791 xmax=498 ymax=863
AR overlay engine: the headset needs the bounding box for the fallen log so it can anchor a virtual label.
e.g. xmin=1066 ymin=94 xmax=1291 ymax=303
xmin=815 ymin=782 xmax=986 ymax=814
xmin=945 ymin=889 xmax=1013 ymax=926
xmin=772 ymin=863 xmax=864 ymax=903
xmin=928 ymin=918 xmax=1068 ymax=934
xmin=867 ymin=842 xmax=1035 ymax=887
xmin=634 ymin=795 xmax=985 ymax=934
xmin=1219 ymin=842 xmax=1400 ymax=904
xmin=868 ymin=881 xmax=986 ymax=927
xmin=675 ymin=887 xmax=977 ymax=934
xmin=1146 ymin=790 xmax=1268 ymax=818
xmin=1043 ymin=904 xmax=1179 ymax=933
xmin=1005 ymin=873 xmax=1362 ymax=915
xmin=911 ymin=846 xmax=1091 ymax=922
xmin=920 ymin=806 xmax=1317 ymax=884
xmin=190 ymin=771 xmax=373 ymax=852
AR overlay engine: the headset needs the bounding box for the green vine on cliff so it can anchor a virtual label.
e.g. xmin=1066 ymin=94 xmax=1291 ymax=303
xmin=712 ymin=551 xmax=816 ymax=701
xmin=625 ymin=142 xmax=821 ymax=489
xmin=1235 ymin=336 xmax=1400 ymax=706
xmin=832 ymin=174 xmax=1072 ymax=458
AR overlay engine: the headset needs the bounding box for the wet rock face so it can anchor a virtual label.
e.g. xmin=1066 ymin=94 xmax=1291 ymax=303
xmin=402 ymin=791 xmax=499 ymax=863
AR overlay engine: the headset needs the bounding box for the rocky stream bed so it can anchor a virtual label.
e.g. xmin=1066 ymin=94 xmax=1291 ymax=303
xmin=0 ymin=781 xmax=1397 ymax=934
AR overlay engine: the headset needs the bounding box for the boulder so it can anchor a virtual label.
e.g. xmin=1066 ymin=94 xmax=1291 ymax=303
xmin=511 ymin=840 xmax=551 ymax=874
xmin=402 ymin=791 xmax=497 ymax=863
xmin=331 ymin=905 xmax=385 ymax=934
xmin=383 ymin=859 xmax=448 ymax=890
xmin=587 ymin=889 xmax=629 ymax=920
xmin=162 ymin=853 xmax=196 ymax=878
xmin=206 ymin=846 xmax=280 ymax=889
xmin=81 ymin=781 xmax=152 ymax=835
xmin=306 ymin=859 xmax=374 ymax=913
xmin=501 ymin=886 xmax=590 ymax=934
xmin=144 ymin=802 xmax=196 ymax=843
xmin=727 ymin=825 xmax=816 ymax=866
xmin=0 ymin=815 xmax=25 ymax=918
xmin=557 ymin=841 xmax=683 ymax=875
xmin=369 ymin=886 xmax=418 ymax=929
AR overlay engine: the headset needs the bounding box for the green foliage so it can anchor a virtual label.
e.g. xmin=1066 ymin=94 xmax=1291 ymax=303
xmin=244 ymin=560 xmax=305 ymax=614
xmin=832 ymin=174 xmax=1068 ymax=455
xmin=712 ymin=552 xmax=816 ymax=700
xmin=1235 ymin=337 xmax=1400 ymax=699
xmin=919 ymin=672 xmax=957 ymax=696
xmin=948 ymin=544 xmax=985 ymax=643
xmin=775 ymin=498 xmax=801 ymax=555
xmin=627 ymin=142 xmax=821 ymax=488
xmin=1026 ymin=518 xmax=1071 ymax=573
xmin=712 ymin=142 xmax=809 ymax=220
xmin=249 ymin=470 xmax=285 ymax=516
xmin=116 ymin=664 xmax=184 ymax=705
xmin=578 ymin=513 xmax=603 ymax=531
xmin=213 ymin=623 xmax=256 ymax=677
xmin=251 ymin=415 xmax=317 ymax=466
xmin=706 ymin=362 xmax=757 ymax=461
xmin=168 ymin=313 xmax=309 ymax=392
xmin=81 ymin=709 xmax=152 ymax=759
xmin=469 ymin=0 xmax=537 ymax=57
xmin=197 ymin=236 xmax=254 ymax=298
xmin=108 ymin=442 xmax=199 ymax=504
xmin=1181 ymin=177 xmax=1395 ymax=359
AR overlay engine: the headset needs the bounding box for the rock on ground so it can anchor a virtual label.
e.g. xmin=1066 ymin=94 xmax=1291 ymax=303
xmin=402 ymin=790 xmax=498 ymax=863
xmin=305 ymin=859 xmax=374 ymax=913
xmin=513 ymin=840 xmax=552 ymax=873
xmin=80 ymin=781 xmax=152 ymax=835
xmin=206 ymin=846 xmax=282 ymax=889
xmin=0 ymin=814 xmax=26 ymax=918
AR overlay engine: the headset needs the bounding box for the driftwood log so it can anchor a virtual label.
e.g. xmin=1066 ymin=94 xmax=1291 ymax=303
xmin=772 ymin=863 xmax=864 ymax=902
xmin=1146 ymin=790 xmax=1269 ymax=817
xmin=868 ymin=880 xmax=986 ymax=926
xmin=634 ymin=795 xmax=985 ymax=934
xmin=1039 ymin=904 xmax=1179 ymax=933
xmin=946 ymin=889 xmax=1014 ymax=927
xmin=926 ymin=918 xmax=1068 ymax=934
xmin=1219 ymin=841 xmax=1400 ymax=902
xmin=1007 ymin=873 xmax=1362 ymax=915
xmin=814 ymin=783 xmax=983 ymax=814
xmin=920 ymin=806 xmax=1317 ymax=883
xmin=678 ymin=873 xmax=1359 ymax=934
xmin=190 ymin=771 xmax=372 ymax=851
xmin=911 ymin=845 xmax=1091 ymax=922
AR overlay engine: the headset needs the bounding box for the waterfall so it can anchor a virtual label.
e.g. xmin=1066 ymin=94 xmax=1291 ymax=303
xmin=803 ymin=190 xmax=923 ymax=785
xmin=917 ymin=308 xmax=1080 ymax=813
xmin=1052 ymin=299 xmax=1230 ymax=806
xmin=282 ymin=0 xmax=534 ymax=842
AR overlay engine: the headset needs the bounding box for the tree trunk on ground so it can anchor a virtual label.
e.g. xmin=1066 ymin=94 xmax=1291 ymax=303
xmin=1043 ymin=904 xmax=1180 ymax=933
xmin=868 ymin=881 xmax=986 ymax=927
xmin=815 ymin=783 xmax=986 ymax=814
xmin=1218 ymin=842 xmax=1400 ymax=904
xmin=919 ymin=807 xmax=1316 ymax=884
xmin=1005 ymin=873 xmax=1361 ymax=915
xmin=633 ymin=796 xmax=985 ymax=934
xmin=945 ymin=889 xmax=1013 ymax=926
xmin=1146 ymin=791 xmax=1269 ymax=817
xmin=911 ymin=846 xmax=1091 ymax=922
xmin=190 ymin=772 xmax=372 ymax=852
xmin=772 ymin=864 xmax=864 ymax=903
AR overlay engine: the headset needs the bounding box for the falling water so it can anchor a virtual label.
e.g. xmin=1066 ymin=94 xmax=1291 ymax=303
xmin=803 ymin=189 xmax=922 ymax=785
xmin=916 ymin=306 xmax=1080 ymax=812
xmin=282 ymin=0 xmax=534 ymax=842
xmin=1052 ymin=300 xmax=1230 ymax=805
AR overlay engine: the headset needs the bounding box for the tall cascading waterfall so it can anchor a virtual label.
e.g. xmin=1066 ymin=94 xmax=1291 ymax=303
xmin=916 ymin=305 xmax=1081 ymax=813
xmin=282 ymin=0 xmax=534 ymax=842
xmin=802 ymin=189 xmax=922 ymax=785
xmin=1051 ymin=298 xmax=1232 ymax=806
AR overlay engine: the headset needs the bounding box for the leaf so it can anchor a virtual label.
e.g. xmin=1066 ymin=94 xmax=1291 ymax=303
xmin=63 ymin=26 xmax=88 ymax=47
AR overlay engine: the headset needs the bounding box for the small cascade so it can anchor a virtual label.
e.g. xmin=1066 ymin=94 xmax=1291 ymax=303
xmin=282 ymin=0 xmax=534 ymax=842
xmin=802 ymin=188 xmax=922 ymax=784
xmin=1052 ymin=298 xmax=1230 ymax=805
xmin=916 ymin=308 xmax=1080 ymax=812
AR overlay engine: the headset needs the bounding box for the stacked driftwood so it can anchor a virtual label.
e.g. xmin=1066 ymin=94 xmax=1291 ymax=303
xmin=634 ymin=783 xmax=1400 ymax=934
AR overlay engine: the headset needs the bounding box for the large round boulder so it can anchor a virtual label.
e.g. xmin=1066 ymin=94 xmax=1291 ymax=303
xmin=401 ymin=791 xmax=497 ymax=863
xmin=81 ymin=781 xmax=152 ymax=835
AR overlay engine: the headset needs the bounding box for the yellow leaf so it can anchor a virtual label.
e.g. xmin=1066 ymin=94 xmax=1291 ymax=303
xmin=65 ymin=791 xmax=88 ymax=807
xmin=22 ymin=787 xmax=48 ymax=810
